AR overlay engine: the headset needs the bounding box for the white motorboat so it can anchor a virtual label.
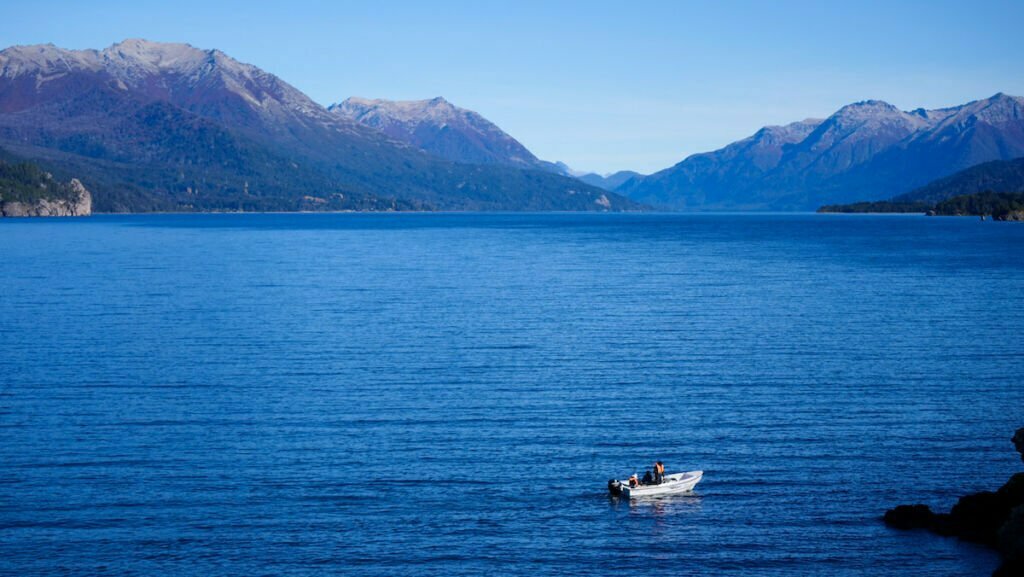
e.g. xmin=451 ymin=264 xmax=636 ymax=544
xmin=608 ymin=470 xmax=703 ymax=498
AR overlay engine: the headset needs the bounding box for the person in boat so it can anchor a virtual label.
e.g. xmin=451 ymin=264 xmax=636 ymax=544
xmin=641 ymin=470 xmax=654 ymax=485
xmin=628 ymin=473 xmax=640 ymax=488
xmin=654 ymin=461 xmax=665 ymax=484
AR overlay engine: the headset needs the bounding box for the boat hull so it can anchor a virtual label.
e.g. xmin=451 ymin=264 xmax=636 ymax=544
xmin=612 ymin=470 xmax=703 ymax=499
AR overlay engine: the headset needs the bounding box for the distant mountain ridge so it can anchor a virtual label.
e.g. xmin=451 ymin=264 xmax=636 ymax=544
xmin=330 ymin=96 xmax=644 ymax=188
xmin=577 ymin=171 xmax=644 ymax=191
xmin=6 ymin=39 xmax=1016 ymax=214
xmin=329 ymin=96 xmax=549 ymax=170
xmin=618 ymin=93 xmax=1024 ymax=210
xmin=0 ymin=40 xmax=638 ymax=212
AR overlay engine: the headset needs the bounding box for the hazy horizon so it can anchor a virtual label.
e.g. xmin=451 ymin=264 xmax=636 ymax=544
xmin=6 ymin=0 xmax=1023 ymax=174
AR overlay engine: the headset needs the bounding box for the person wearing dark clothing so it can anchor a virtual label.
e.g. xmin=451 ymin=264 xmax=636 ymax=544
xmin=641 ymin=470 xmax=654 ymax=485
xmin=654 ymin=461 xmax=665 ymax=484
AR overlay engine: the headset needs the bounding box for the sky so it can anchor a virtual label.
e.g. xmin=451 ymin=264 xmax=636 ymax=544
xmin=4 ymin=0 xmax=1023 ymax=174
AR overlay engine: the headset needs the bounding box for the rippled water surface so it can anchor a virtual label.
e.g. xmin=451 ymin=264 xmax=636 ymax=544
xmin=2 ymin=213 xmax=1023 ymax=576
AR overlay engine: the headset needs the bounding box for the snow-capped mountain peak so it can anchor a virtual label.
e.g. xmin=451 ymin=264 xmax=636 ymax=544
xmin=334 ymin=96 xmax=467 ymax=125
xmin=100 ymin=39 xmax=210 ymax=72
xmin=0 ymin=43 xmax=101 ymax=77
xmin=330 ymin=96 xmax=545 ymax=169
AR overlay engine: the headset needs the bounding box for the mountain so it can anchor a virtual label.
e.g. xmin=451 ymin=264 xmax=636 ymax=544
xmin=0 ymin=40 xmax=638 ymax=212
xmin=618 ymin=94 xmax=1024 ymax=210
xmin=329 ymin=96 xmax=549 ymax=170
xmin=617 ymin=118 xmax=823 ymax=210
xmin=329 ymin=96 xmax=642 ymax=187
xmin=577 ymin=171 xmax=644 ymax=191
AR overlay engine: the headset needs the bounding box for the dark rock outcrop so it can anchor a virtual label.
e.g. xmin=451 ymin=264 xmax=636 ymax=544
xmin=943 ymin=491 xmax=1014 ymax=545
xmin=883 ymin=504 xmax=935 ymax=530
xmin=885 ymin=427 xmax=1024 ymax=576
xmin=1015 ymin=430 xmax=1024 ymax=463
xmin=997 ymin=506 xmax=1024 ymax=576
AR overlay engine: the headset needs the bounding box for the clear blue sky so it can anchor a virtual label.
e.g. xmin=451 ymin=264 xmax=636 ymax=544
xmin=4 ymin=0 xmax=1023 ymax=174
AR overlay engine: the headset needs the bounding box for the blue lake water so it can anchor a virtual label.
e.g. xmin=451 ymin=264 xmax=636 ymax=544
xmin=2 ymin=213 xmax=1023 ymax=576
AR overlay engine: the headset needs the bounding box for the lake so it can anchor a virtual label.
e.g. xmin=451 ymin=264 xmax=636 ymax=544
xmin=2 ymin=213 xmax=1022 ymax=576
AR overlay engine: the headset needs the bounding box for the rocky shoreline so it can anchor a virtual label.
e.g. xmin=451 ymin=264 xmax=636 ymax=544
xmin=995 ymin=209 xmax=1024 ymax=221
xmin=884 ymin=428 xmax=1024 ymax=576
xmin=0 ymin=178 xmax=92 ymax=217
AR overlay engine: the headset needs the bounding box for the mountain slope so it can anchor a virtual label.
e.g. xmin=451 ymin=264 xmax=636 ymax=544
xmin=617 ymin=118 xmax=822 ymax=209
xmin=330 ymin=96 xmax=640 ymax=187
xmin=330 ymin=96 xmax=548 ymax=170
xmin=895 ymin=156 xmax=1024 ymax=204
xmin=619 ymin=94 xmax=1024 ymax=210
xmin=0 ymin=40 xmax=638 ymax=212
xmin=820 ymin=157 xmax=1024 ymax=212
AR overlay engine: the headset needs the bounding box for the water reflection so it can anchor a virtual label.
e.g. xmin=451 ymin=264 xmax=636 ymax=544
xmin=629 ymin=493 xmax=703 ymax=515
xmin=606 ymin=492 xmax=704 ymax=517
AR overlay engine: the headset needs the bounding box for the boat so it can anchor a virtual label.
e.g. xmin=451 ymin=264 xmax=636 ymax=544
xmin=607 ymin=470 xmax=703 ymax=498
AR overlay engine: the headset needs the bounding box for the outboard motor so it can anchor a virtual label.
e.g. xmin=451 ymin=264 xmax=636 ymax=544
xmin=607 ymin=479 xmax=622 ymax=496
